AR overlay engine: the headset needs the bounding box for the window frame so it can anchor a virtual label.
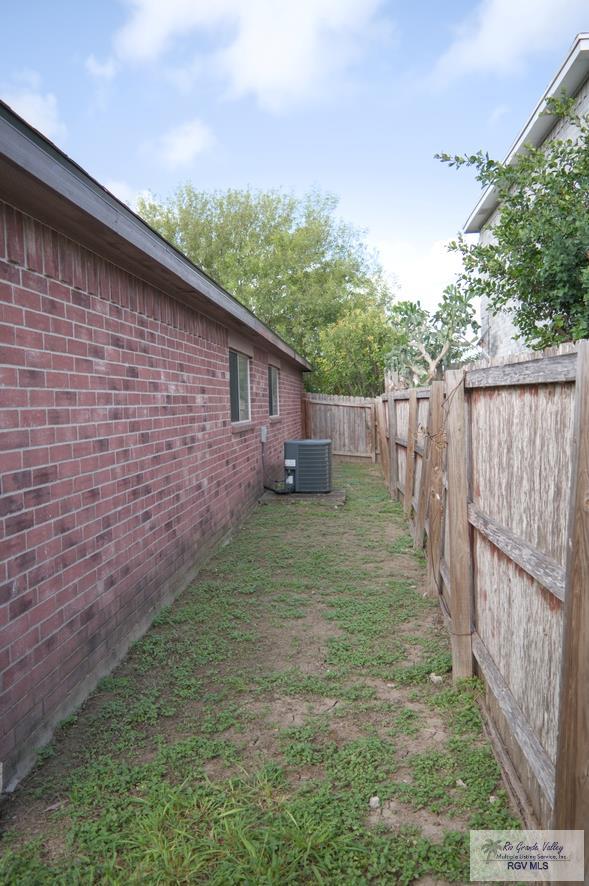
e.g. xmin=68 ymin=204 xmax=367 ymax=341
xmin=268 ymin=364 xmax=280 ymax=417
xmin=229 ymin=349 xmax=251 ymax=423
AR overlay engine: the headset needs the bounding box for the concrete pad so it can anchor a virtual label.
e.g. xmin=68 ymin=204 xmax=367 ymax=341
xmin=259 ymin=488 xmax=346 ymax=506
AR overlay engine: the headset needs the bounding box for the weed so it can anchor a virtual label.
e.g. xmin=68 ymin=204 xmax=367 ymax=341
xmin=200 ymin=705 xmax=243 ymax=735
xmin=391 ymin=534 xmax=414 ymax=553
xmin=390 ymin=707 xmax=422 ymax=736
xmin=34 ymin=744 xmax=55 ymax=764
xmin=57 ymin=713 xmax=78 ymax=732
xmin=428 ymin=677 xmax=484 ymax=735
xmin=391 ymin=736 xmax=519 ymax=828
xmin=279 ymin=721 xmax=331 ymax=766
xmin=392 ymin=651 xmax=452 ymax=685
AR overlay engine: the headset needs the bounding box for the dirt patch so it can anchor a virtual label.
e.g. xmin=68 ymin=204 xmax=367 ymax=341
xmin=369 ymin=796 xmax=470 ymax=841
xmin=260 ymin=606 xmax=342 ymax=672
xmin=247 ymin=696 xmax=338 ymax=729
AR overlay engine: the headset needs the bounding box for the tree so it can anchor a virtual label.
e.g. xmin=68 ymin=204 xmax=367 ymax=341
xmin=437 ymin=97 xmax=589 ymax=350
xmin=137 ymin=187 xmax=393 ymax=369
xmin=387 ymin=287 xmax=480 ymax=385
xmin=312 ymin=305 xmax=399 ymax=397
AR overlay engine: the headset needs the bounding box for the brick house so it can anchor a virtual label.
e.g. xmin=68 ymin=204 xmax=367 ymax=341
xmin=0 ymin=101 xmax=310 ymax=790
xmin=465 ymin=33 xmax=589 ymax=357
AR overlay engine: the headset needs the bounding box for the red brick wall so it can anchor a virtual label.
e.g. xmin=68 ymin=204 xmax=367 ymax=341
xmin=0 ymin=200 xmax=303 ymax=788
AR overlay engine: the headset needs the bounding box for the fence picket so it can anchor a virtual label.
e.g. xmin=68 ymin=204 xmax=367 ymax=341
xmin=404 ymin=390 xmax=418 ymax=518
xmin=553 ymin=341 xmax=589 ymax=851
xmin=426 ymin=381 xmax=445 ymax=597
xmin=445 ymin=369 xmax=474 ymax=680
xmin=388 ymin=392 xmax=399 ymax=499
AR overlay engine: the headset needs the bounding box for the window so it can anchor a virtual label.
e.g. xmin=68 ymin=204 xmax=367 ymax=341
xmin=268 ymin=365 xmax=279 ymax=416
xmin=229 ymin=350 xmax=250 ymax=422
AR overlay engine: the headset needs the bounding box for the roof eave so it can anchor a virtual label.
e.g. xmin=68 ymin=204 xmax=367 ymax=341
xmin=464 ymin=32 xmax=589 ymax=234
xmin=0 ymin=101 xmax=312 ymax=372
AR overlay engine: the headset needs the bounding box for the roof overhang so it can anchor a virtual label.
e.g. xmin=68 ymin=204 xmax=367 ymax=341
xmin=464 ymin=32 xmax=589 ymax=234
xmin=0 ymin=101 xmax=311 ymax=371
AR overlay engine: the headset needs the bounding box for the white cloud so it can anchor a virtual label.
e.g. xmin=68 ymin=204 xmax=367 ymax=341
xmin=434 ymin=0 xmax=588 ymax=84
xmin=1 ymin=70 xmax=67 ymax=141
xmin=372 ymin=234 xmax=472 ymax=315
xmin=114 ymin=0 xmax=211 ymax=63
xmin=111 ymin=0 xmax=388 ymax=110
xmin=85 ymin=54 xmax=118 ymax=80
xmin=488 ymin=103 xmax=509 ymax=126
xmin=216 ymin=1 xmax=386 ymax=111
xmin=164 ymin=57 xmax=204 ymax=94
xmin=153 ymin=118 xmax=214 ymax=168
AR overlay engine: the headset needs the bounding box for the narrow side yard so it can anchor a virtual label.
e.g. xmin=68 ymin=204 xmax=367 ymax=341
xmin=0 ymin=464 xmax=520 ymax=884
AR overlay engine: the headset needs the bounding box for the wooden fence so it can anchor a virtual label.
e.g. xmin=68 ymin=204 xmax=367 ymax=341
xmin=301 ymin=392 xmax=399 ymax=467
xmin=303 ymin=392 xmax=376 ymax=460
xmin=304 ymin=341 xmax=589 ymax=850
xmin=387 ymin=342 xmax=588 ymax=844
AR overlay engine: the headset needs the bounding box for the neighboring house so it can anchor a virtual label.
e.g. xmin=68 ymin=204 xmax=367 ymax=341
xmin=465 ymin=32 xmax=589 ymax=357
xmin=0 ymin=101 xmax=310 ymax=790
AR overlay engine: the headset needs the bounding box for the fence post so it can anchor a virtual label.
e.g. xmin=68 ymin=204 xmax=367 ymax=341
xmin=423 ymin=382 xmax=445 ymax=598
xmin=404 ymin=390 xmax=418 ymax=517
xmin=388 ymin=393 xmax=398 ymax=500
xmin=375 ymin=397 xmax=390 ymax=487
xmin=385 ymin=369 xmax=399 ymax=392
xmin=445 ymin=369 xmax=473 ymax=680
xmin=301 ymin=395 xmax=310 ymax=438
xmin=370 ymin=402 xmax=377 ymax=463
xmin=553 ymin=341 xmax=589 ymax=850
xmin=426 ymin=382 xmax=445 ymax=597
xmin=414 ymin=388 xmax=435 ymax=548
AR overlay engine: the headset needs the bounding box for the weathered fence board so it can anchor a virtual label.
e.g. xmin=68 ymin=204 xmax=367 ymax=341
xmin=445 ymin=369 xmax=473 ymax=680
xmin=425 ymin=382 xmax=445 ymax=597
xmin=396 ymin=399 xmax=409 ymax=438
xmin=468 ymin=504 xmax=565 ymax=601
xmin=414 ymin=393 xmax=435 ymax=547
xmin=398 ymin=446 xmax=407 ymax=494
xmin=465 ymin=352 xmax=576 ymax=388
xmin=470 ymin=384 xmax=574 ymax=565
xmin=473 ymin=633 xmax=556 ymax=809
xmin=474 ymin=532 xmax=563 ymax=762
xmin=392 ymin=388 xmax=431 ymax=400
xmin=553 ymin=341 xmax=589 ymax=859
xmin=388 ymin=393 xmax=398 ymax=498
xmin=375 ymin=397 xmax=390 ymax=487
xmin=303 ymin=393 xmax=375 ymax=458
xmin=404 ymin=390 xmax=418 ymax=517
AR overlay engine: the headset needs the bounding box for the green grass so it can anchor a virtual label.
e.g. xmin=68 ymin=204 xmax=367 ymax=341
xmin=389 ymin=707 xmax=423 ymax=737
xmin=391 ymin=737 xmax=518 ymax=828
xmin=390 ymin=534 xmax=414 ymax=554
xmin=0 ymin=463 xmax=519 ymax=884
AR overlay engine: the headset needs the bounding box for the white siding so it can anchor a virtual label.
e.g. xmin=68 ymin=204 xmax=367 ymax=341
xmin=479 ymin=77 xmax=589 ymax=357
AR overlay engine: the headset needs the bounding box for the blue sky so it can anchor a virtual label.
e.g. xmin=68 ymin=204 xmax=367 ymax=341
xmin=1 ymin=1 xmax=588 ymax=311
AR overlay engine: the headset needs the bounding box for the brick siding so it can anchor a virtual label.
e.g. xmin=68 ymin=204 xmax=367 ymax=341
xmin=0 ymin=201 xmax=303 ymax=788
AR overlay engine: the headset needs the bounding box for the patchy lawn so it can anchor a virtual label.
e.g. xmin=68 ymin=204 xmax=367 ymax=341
xmin=0 ymin=463 xmax=520 ymax=884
